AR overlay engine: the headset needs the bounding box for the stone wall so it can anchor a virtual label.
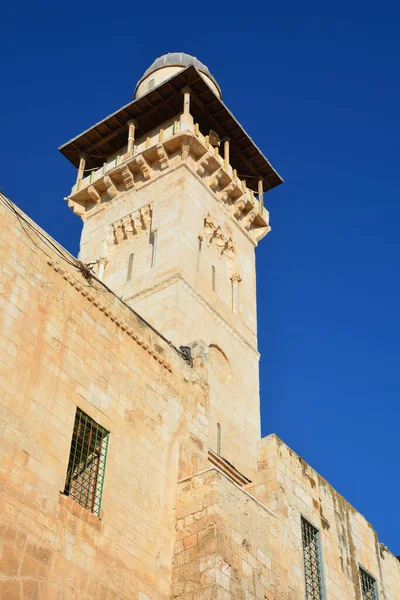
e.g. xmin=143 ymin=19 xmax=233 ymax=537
xmin=0 ymin=198 xmax=209 ymax=599
xmin=172 ymin=440 xmax=400 ymax=599
xmin=246 ymin=434 xmax=400 ymax=599
xmin=172 ymin=468 xmax=278 ymax=600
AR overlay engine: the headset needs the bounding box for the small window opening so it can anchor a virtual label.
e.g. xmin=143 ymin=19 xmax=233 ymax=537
xmin=197 ymin=237 xmax=202 ymax=272
xmin=301 ymin=517 xmax=325 ymax=600
xmin=127 ymin=253 xmax=134 ymax=281
xmin=360 ymin=568 xmax=378 ymax=600
xmin=212 ymin=266 xmax=216 ymax=291
xmin=63 ymin=408 xmax=109 ymax=517
xmin=217 ymin=423 xmax=221 ymax=456
xmin=147 ymin=78 xmax=155 ymax=91
xmin=151 ymin=229 xmax=158 ymax=268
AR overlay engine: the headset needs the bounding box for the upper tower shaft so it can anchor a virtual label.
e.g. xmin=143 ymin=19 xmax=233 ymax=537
xmin=60 ymin=54 xmax=283 ymax=479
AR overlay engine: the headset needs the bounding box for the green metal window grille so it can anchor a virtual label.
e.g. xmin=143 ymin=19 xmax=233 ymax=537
xmin=360 ymin=567 xmax=378 ymax=600
xmin=63 ymin=408 xmax=109 ymax=517
xmin=301 ymin=517 xmax=325 ymax=600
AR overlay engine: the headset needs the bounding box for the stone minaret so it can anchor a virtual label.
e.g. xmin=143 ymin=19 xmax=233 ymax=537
xmin=60 ymin=52 xmax=283 ymax=479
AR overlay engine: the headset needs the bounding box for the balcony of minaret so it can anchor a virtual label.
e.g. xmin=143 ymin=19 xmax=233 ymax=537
xmin=65 ymin=116 xmax=271 ymax=244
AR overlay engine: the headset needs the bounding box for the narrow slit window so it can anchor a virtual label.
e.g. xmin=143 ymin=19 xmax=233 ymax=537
xmin=63 ymin=408 xmax=109 ymax=517
xmin=151 ymin=229 xmax=158 ymax=268
xmin=197 ymin=237 xmax=202 ymax=272
xmin=147 ymin=78 xmax=155 ymax=91
xmin=127 ymin=253 xmax=134 ymax=281
xmin=212 ymin=266 xmax=216 ymax=291
xmin=301 ymin=517 xmax=325 ymax=600
xmin=360 ymin=567 xmax=378 ymax=600
xmin=216 ymin=423 xmax=221 ymax=456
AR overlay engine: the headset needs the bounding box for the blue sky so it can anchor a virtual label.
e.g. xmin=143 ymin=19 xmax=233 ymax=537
xmin=1 ymin=0 xmax=400 ymax=551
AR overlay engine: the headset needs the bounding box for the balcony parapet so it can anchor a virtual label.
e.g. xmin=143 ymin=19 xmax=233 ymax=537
xmin=65 ymin=122 xmax=271 ymax=243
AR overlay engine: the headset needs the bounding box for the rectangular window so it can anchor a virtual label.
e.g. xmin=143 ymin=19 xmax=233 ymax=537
xmin=212 ymin=266 xmax=216 ymax=291
xmin=360 ymin=567 xmax=378 ymax=600
xmin=63 ymin=408 xmax=109 ymax=517
xmin=197 ymin=237 xmax=202 ymax=272
xmin=301 ymin=517 xmax=325 ymax=600
xmin=216 ymin=423 xmax=221 ymax=456
xmin=127 ymin=253 xmax=134 ymax=281
xmin=151 ymin=229 xmax=158 ymax=268
xmin=147 ymin=78 xmax=155 ymax=91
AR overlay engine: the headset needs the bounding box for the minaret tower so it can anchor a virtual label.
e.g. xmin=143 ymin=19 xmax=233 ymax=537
xmin=60 ymin=53 xmax=283 ymax=479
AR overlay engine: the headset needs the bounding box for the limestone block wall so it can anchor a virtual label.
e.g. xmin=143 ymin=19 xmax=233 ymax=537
xmin=0 ymin=198 xmax=210 ymax=599
xmin=246 ymin=434 xmax=400 ymax=600
xmin=172 ymin=468 xmax=279 ymax=600
xmin=172 ymin=456 xmax=400 ymax=600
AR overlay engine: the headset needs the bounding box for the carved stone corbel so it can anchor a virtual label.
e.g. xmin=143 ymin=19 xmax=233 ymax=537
xmin=104 ymin=176 xmax=118 ymax=200
xmin=120 ymin=165 xmax=135 ymax=191
xmin=196 ymin=154 xmax=214 ymax=176
xmin=220 ymin=181 xmax=236 ymax=202
xmin=135 ymin=155 xmax=152 ymax=180
xmin=243 ymin=209 xmax=257 ymax=230
xmin=231 ymin=197 xmax=245 ymax=218
xmin=87 ymin=185 xmax=101 ymax=205
xmin=209 ymin=169 xmax=224 ymax=191
xmin=156 ymin=143 xmax=169 ymax=170
xmin=181 ymin=133 xmax=193 ymax=161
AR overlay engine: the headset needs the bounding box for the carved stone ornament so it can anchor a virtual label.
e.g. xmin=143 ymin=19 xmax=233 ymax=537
xmin=112 ymin=204 xmax=152 ymax=245
xmin=202 ymin=214 xmax=235 ymax=259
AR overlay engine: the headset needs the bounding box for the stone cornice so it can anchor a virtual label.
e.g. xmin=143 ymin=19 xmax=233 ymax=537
xmin=46 ymin=258 xmax=174 ymax=372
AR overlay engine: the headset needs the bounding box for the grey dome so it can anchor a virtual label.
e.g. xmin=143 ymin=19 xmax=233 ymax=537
xmin=135 ymin=52 xmax=221 ymax=96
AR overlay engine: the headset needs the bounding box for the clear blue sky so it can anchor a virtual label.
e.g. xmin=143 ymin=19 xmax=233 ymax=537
xmin=1 ymin=0 xmax=399 ymax=552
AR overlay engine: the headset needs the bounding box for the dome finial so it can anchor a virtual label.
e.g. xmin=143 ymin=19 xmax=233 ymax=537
xmin=134 ymin=52 xmax=221 ymax=99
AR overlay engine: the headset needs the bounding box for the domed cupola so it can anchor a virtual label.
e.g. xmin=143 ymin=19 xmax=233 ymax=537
xmin=134 ymin=52 xmax=221 ymax=99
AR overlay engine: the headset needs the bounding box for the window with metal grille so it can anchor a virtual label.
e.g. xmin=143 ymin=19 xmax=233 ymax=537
xmin=301 ymin=517 xmax=325 ymax=600
xmin=360 ymin=567 xmax=378 ymax=600
xmin=63 ymin=408 xmax=109 ymax=517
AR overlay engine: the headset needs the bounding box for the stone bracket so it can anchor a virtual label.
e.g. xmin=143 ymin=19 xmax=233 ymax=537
xmin=209 ymin=169 xmax=224 ymax=191
xmin=120 ymin=165 xmax=135 ymax=191
xmin=134 ymin=155 xmax=152 ymax=180
xmin=156 ymin=143 xmax=169 ymax=170
xmin=87 ymin=185 xmax=101 ymax=205
xmin=181 ymin=133 xmax=193 ymax=161
xmin=104 ymin=175 xmax=118 ymax=200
